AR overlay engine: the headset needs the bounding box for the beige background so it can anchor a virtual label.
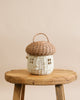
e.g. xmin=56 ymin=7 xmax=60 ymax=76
xmin=0 ymin=0 xmax=80 ymax=100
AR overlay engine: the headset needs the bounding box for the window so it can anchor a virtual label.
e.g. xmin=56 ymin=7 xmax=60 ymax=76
xmin=48 ymin=58 xmax=51 ymax=64
xmin=30 ymin=58 xmax=34 ymax=64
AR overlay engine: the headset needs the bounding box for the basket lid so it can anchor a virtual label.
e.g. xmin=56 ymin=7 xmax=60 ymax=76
xmin=25 ymin=33 xmax=56 ymax=56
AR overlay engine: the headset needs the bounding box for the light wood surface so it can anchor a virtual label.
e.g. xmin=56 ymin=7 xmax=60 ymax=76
xmin=13 ymin=84 xmax=21 ymax=100
xmin=13 ymin=84 xmax=25 ymax=100
xmin=5 ymin=69 xmax=77 ymax=85
xmin=55 ymin=85 xmax=65 ymax=100
xmin=21 ymin=84 xmax=25 ymax=100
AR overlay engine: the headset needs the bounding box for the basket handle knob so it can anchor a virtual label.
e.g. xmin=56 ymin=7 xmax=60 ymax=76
xmin=33 ymin=33 xmax=49 ymax=42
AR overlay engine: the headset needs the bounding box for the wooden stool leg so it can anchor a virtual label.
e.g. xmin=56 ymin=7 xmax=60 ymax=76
xmin=21 ymin=84 xmax=25 ymax=100
xmin=55 ymin=84 xmax=65 ymax=100
xmin=13 ymin=84 xmax=25 ymax=100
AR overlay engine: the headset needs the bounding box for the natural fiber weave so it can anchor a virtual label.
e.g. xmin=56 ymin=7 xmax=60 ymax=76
xmin=27 ymin=54 xmax=54 ymax=75
xmin=25 ymin=33 xmax=56 ymax=56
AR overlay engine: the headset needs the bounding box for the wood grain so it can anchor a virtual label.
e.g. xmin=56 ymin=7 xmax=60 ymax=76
xmin=13 ymin=84 xmax=25 ymax=100
xmin=13 ymin=84 xmax=22 ymax=100
xmin=55 ymin=84 xmax=65 ymax=100
xmin=21 ymin=84 xmax=25 ymax=100
xmin=5 ymin=69 xmax=77 ymax=85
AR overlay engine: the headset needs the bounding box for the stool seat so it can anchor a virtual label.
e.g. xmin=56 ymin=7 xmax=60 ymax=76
xmin=5 ymin=69 xmax=77 ymax=85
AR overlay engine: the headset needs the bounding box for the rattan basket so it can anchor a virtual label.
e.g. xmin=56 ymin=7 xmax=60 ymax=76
xmin=25 ymin=33 xmax=56 ymax=75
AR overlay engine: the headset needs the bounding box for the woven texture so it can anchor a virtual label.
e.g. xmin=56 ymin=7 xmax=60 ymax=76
xmin=25 ymin=33 xmax=56 ymax=56
xmin=26 ymin=41 xmax=55 ymax=56
xmin=27 ymin=54 xmax=54 ymax=75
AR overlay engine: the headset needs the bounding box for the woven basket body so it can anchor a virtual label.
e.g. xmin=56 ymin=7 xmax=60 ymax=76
xmin=27 ymin=54 xmax=54 ymax=75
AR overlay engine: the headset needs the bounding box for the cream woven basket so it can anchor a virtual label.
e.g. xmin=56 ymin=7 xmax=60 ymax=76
xmin=25 ymin=33 xmax=56 ymax=75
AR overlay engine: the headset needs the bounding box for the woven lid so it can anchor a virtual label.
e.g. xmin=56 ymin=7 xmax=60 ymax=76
xmin=25 ymin=33 xmax=56 ymax=56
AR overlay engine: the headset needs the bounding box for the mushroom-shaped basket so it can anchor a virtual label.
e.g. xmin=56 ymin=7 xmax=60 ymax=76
xmin=25 ymin=33 xmax=56 ymax=75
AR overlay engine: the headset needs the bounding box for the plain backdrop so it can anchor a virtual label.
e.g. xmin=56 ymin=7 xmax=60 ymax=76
xmin=0 ymin=0 xmax=80 ymax=100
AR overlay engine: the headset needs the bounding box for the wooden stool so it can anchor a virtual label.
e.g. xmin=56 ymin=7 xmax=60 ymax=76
xmin=5 ymin=69 xmax=77 ymax=100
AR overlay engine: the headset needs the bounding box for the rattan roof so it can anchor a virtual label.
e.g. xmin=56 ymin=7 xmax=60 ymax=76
xmin=25 ymin=41 xmax=56 ymax=56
